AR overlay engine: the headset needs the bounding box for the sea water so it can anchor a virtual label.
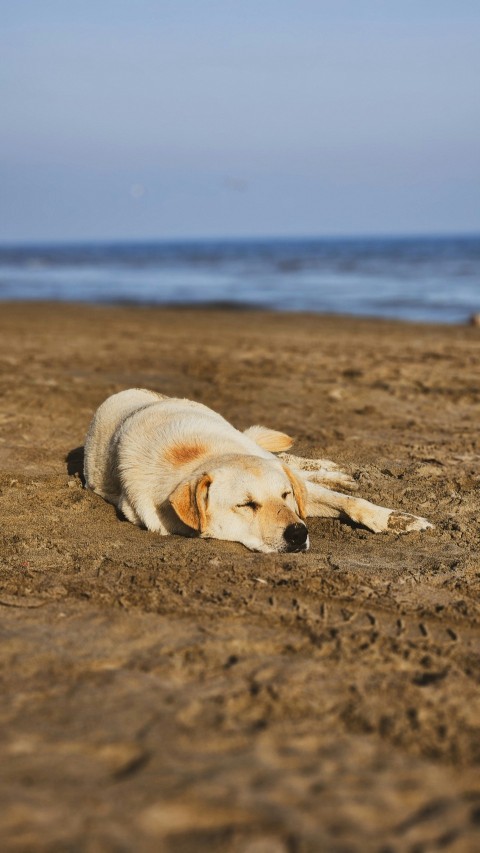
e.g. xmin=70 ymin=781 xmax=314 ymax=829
xmin=0 ymin=235 xmax=479 ymax=323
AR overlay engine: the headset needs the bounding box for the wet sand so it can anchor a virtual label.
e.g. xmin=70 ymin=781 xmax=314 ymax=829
xmin=1 ymin=302 xmax=480 ymax=852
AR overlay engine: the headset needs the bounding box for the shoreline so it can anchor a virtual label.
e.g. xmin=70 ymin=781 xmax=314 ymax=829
xmin=1 ymin=296 xmax=479 ymax=325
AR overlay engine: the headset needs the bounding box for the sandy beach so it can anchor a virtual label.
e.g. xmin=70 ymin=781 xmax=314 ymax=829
xmin=1 ymin=301 xmax=480 ymax=851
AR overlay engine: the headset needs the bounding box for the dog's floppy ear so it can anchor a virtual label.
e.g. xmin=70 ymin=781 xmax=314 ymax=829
xmin=169 ymin=474 xmax=212 ymax=531
xmin=282 ymin=463 xmax=307 ymax=521
xmin=244 ymin=425 xmax=294 ymax=453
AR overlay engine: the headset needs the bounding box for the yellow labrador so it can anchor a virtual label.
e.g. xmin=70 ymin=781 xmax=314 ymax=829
xmin=84 ymin=389 xmax=432 ymax=553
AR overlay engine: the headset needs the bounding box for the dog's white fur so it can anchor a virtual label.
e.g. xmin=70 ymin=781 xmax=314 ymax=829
xmin=84 ymin=389 xmax=432 ymax=553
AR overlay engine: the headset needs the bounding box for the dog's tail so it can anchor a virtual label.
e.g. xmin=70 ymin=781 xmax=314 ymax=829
xmin=244 ymin=425 xmax=294 ymax=453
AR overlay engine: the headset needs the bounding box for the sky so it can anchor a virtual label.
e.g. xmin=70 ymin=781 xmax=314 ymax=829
xmin=1 ymin=0 xmax=479 ymax=243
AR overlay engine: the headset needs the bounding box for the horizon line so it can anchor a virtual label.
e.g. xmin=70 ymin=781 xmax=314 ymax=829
xmin=0 ymin=229 xmax=479 ymax=250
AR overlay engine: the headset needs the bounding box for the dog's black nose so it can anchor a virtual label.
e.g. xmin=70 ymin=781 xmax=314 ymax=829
xmin=283 ymin=522 xmax=308 ymax=551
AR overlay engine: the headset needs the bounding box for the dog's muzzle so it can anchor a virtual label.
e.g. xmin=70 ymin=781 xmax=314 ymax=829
xmin=283 ymin=522 xmax=308 ymax=552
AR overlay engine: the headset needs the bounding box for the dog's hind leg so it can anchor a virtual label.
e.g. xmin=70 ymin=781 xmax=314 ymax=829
xmin=279 ymin=453 xmax=358 ymax=491
xmin=117 ymin=493 xmax=167 ymax=533
xmin=135 ymin=498 xmax=170 ymax=534
xmin=117 ymin=494 xmax=143 ymax=526
xmin=304 ymin=480 xmax=433 ymax=533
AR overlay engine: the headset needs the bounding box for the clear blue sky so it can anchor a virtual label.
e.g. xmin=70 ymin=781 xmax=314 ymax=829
xmin=1 ymin=0 xmax=479 ymax=242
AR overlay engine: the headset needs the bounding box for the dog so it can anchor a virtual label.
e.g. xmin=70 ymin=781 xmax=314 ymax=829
xmin=83 ymin=389 xmax=432 ymax=553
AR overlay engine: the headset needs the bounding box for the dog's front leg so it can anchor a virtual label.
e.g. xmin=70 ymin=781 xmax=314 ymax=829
xmin=304 ymin=480 xmax=433 ymax=533
xmin=278 ymin=452 xmax=358 ymax=491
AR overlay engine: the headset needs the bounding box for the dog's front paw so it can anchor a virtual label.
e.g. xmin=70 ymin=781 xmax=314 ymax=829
xmin=387 ymin=511 xmax=434 ymax=534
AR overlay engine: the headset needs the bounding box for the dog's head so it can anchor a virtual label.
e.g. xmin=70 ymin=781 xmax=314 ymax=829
xmin=169 ymin=454 xmax=309 ymax=553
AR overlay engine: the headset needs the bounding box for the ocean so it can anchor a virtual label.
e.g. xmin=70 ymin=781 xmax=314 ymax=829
xmin=0 ymin=235 xmax=479 ymax=323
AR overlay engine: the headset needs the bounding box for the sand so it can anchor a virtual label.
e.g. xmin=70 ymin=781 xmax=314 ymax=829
xmin=0 ymin=301 xmax=479 ymax=852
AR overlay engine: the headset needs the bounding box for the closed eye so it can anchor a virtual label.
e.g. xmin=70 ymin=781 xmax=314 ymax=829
xmin=282 ymin=491 xmax=291 ymax=500
xmin=237 ymin=500 xmax=260 ymax=511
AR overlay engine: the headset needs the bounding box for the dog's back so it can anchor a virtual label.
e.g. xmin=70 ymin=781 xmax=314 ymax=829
xmin=84 ymin=388 xmax=166 ymax=499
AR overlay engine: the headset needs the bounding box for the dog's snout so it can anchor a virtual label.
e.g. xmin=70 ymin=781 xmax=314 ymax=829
xmin=283 ymin=522 xmax=308 ymax=551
